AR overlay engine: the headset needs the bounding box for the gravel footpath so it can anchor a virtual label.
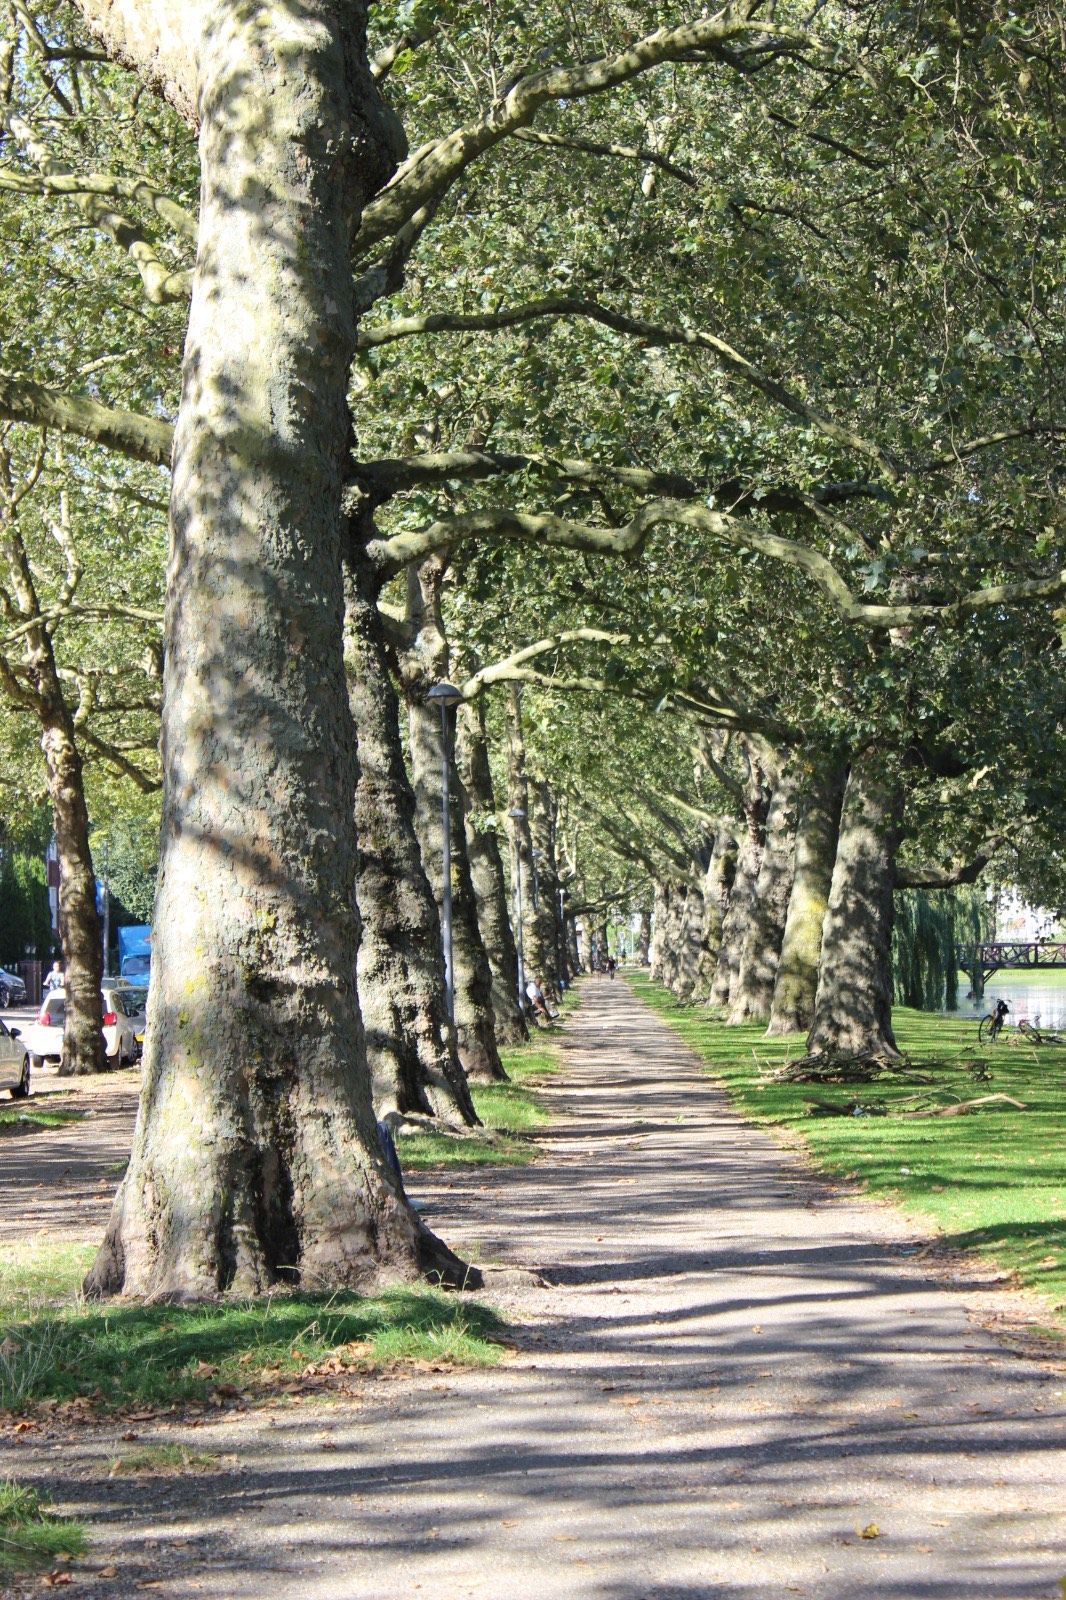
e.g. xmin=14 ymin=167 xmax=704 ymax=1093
xmin=2 ymin=979 xmax=1064 ymax=1599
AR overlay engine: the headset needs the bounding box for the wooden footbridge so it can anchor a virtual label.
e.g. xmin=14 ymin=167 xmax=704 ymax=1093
xmin=956 ymin=941 xmax=1066 ymax=995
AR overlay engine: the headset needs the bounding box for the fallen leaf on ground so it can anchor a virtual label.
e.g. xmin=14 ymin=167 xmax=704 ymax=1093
xmin=860 ymin=1524 xmax=880 ymax=1540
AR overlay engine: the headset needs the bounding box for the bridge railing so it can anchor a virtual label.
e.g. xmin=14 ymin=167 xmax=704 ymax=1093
xmin=956 ymin=941 xmax=1066 ymax=969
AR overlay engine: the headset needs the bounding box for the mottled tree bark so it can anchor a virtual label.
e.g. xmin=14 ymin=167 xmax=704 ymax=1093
xmin=649 ymin=882 xmax=669 ymax=980
xmin=402 ymin=559 xmax=506 ymax=1082
xmin=344 ymin=545 xmax=477 ymax=1127
xmin=85 ymin=4 xmax=467 ymax=1299
xmin=456 ymin=695 xmax=527 ymax=1045
xmin=728 ymin=765 xmax=800 ymax=1025
xmin=531 ymin=780 xmax=567 ymax=988
xmin=806 ymin=753 xmax=904 ymax=1059
xmin=565 ymin=912 xmax=581 ymax=974
xmin=637 ymin=909 xmax=652 ymax=966
xmin=658 ymin=896 xmax=684 ymax=991
xmin=767 ymin=764 xmax=845 ymax=1036
xmin=44 ymin=720 xmax=106 ymax=1075
xmin=709 ymin=745 xmax=771 ymax=1011
xmin=505 ymin=688 xmax=557 ymax=994
xmin=694 ymin=824 xmax=737 ymax=1000
xmin=674 ymin=867 xmax=708 ymax=1001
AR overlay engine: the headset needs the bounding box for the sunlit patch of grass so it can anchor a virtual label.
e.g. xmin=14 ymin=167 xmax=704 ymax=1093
xmin=397 ymin=988 xmax=575 ymax=1170
xmin=0 ymin=1244 xmax=95 ymax=1318
xmin=630 ymin=972 xmax=1066 ymax=1327
xmin=0 ymin=1480 xmax=87 ymax=1575
xmin=0 ymin=1264 xmax=505 ymax=1414
xmin=108 ymin=1443 xmax=222 ymax=1476
xmin=0 ymin=1105 xmax=84 ymax=1134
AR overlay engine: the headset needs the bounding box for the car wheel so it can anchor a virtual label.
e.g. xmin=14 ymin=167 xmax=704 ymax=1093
xmin=12 ymin=1053 xmax=31 ymax=1099
xmin=0 ymin=984 xmax=9 ymax=1008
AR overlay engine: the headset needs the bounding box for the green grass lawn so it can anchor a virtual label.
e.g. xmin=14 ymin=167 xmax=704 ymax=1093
xmin=630 ymin=972 xmax=1066 ymax=1332
xmin=397 ymin=992 xmax=573 ymax=1170
xmin=0 ymin=1240 xmax=505 ymax=1414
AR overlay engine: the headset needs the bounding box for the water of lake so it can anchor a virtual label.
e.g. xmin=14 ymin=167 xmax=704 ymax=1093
xmin=944 ymin=976 xmax=1066 ymax=1030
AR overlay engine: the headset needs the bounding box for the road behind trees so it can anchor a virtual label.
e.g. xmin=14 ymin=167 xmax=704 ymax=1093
xmin=2 ymin=980 xmax=1064 ymax=1598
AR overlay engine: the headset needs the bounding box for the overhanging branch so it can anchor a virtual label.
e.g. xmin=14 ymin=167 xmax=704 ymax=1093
xmin=0 ymin=374 xmax=174 ymax=465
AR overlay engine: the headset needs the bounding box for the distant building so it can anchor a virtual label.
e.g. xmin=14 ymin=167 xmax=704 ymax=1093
xmin=995 ymin=889 xmax=1058 ymax=942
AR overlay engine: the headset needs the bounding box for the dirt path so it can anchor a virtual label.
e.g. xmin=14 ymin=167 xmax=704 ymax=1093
xmin=3 ymin=980 xmax=1065 ymax=1598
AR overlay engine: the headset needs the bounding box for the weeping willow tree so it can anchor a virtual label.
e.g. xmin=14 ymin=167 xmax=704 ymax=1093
xmin=893 ymin=888 xmax=993 ymax=1011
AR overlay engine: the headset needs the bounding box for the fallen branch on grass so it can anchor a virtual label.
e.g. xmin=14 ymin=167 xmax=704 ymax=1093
xmin=802 ymin=1090 xmax=1026 ymax=1118
xmin=775 ymin=1051 xmax=933 ymax=1085
xmin=900 ymin=1093 xmax=1027 ymax=1117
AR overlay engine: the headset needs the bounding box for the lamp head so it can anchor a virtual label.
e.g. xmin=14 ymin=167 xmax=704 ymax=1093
xmin=427 ymin=681 xmax=463 ymax=708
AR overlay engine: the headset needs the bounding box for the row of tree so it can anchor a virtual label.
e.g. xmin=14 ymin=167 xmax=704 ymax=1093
xmin=0 ymin=0 xmax=1062 ymax=1299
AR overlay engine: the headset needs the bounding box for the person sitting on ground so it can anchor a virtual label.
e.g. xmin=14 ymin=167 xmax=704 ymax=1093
xmin=525 ymin=975 xmax=557 ymax=1022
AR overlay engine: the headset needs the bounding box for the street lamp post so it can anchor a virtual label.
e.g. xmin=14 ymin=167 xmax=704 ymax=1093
xmin=507 ymin=807 xmax=526 ymax=1004
xmin=427 ymin=682 xmax=464 ymax=1023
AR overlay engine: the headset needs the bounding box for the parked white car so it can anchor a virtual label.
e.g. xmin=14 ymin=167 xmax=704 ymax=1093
xmin=0 ymin=1016 xmax=31 ymax=1097
xmin=20 ymin=983 xmax=145 ymax=1070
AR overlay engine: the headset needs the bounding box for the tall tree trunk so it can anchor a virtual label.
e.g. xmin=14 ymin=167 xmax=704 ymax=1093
xmin=728 ymin=765 xmax=800 ymax=1025
xmin=344 ymin=544 xmax=477 ymax=1127
xmin=673 ymin=867 xmax=707 ymax=1001
xmin=638 ymin=909 xmax=652 ymax=966
xmin=649 ymin=882 xmax=669 ymax=980
xmin=86 ymin=7 xmax=466 ymax=1299
xmin=565 ymin=912 xmax=581 ymax=974
xmin=806 ymin=753 xmax=904 ymax=1059
xmin=767 ymin=764 xmax=845 ymax=1036
xmin=455 ymin=695 xmax=527 ymax=1045
xmin=694 ymin=823 xmax=737 ymax=1000
xmin=709 ymin=830 xmax=761 ymax=1009
xmin=44 ymin=719 xmax=105 ymax=1075
xmin=505 ymin=688 xmax=556 ymax=993
xmin=0 ymin=489 xmax=104 ymax=1075
xmin=531 ymin=779 xmax=566 ymax=991
xmin=709 ymin=746 xmax=771 ymax=1010
xmin=402 ymin=559 xmax=506 ymax=1082
xmin=658 ymin=897 xmax=683 ymax=991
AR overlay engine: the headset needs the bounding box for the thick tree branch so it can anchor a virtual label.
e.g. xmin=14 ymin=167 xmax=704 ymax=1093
xmin=370 ymin=17 xmax=438 ymax=82
xmin=369 ymin=498 xmax=1066 ymax=629
xmin=0 ymin=374 xmax=174 ymax=464
xmin=351 ymin=9 xmax=809 ymax=260
xmin=2 ymin=112 xmax=192 ymax=303
xmin=78 ymin=726 xmax=160 ymax=791
xmin=895 ymin=838 xmax=1002 ymax=889
xmin=0 ymin=166 xmax=197 ymax=240
xmin=458 ymin=628 xmax=629 ymax=699
xmin=356 ymin=295 xmax=895 ymax=478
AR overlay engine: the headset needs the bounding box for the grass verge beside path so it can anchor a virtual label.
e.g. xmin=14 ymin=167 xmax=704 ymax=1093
xmin=398 ymin=986 xmax=577 ymax=1170
xmin=0 ymin=993 xmax=581 ymax=1417
xmin=630 ymin=972 xmax=1066 ymax=1333
xmin=0 ymin=1244 xmax=505 ymax=1415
